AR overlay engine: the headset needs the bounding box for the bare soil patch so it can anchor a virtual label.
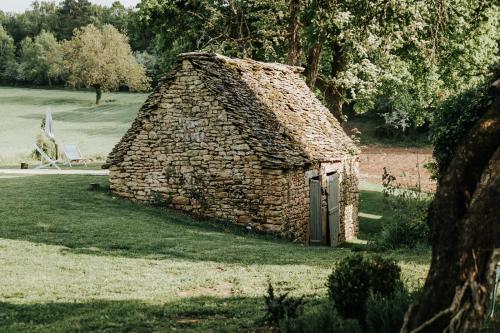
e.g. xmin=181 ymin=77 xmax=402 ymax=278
xmin=359 ymin=146 xmax=436 ymax=192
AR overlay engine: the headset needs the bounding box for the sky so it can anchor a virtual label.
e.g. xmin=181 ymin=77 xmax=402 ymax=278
xmin=0 ymin=0 xmax=141 ymax=13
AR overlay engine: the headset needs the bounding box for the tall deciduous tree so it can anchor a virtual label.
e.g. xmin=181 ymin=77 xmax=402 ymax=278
xmin=62 ymin=24 xmax=150 ymax=104
xmin=18 ymin=31 xmax=62 ymax=86
xmin=401 ymin=78 xmax=500 ymax=332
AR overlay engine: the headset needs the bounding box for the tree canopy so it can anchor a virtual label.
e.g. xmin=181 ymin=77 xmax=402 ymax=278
xmin=0 ymin=0 xmax=498 ymax=128
xmin=62 ymin=24 xmax=150 ymax=104
xmin=18 ymin=31 xmax=62 ymax=86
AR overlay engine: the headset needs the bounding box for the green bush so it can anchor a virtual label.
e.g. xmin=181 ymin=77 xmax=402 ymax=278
xmin=327 ymin=254 xmax=372 ymax=320
xmin=32 ymin=131 xmax=57 ymax=160
xmin=369 ymin=256 xmax=402 ymax=297
xmin=281 ymin=302 xmax=362 ymax=333
xmin=374 ymin=193 xmax=430 ymax=250
xmin=327 ymin=255 xmax=403 ymax=321
xmin=365 ymin=287 xmax=415 ymax=333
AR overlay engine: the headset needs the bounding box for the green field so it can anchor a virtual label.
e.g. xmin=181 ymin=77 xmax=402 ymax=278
xmin=0 ymin=174 xmax=430 ymax=332
xmin=0 ymin=87 xmax=148 ymax=165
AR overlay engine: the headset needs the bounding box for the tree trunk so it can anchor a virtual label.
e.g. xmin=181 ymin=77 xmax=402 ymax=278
xmin=314 ymin=42 xmax=346 ymax=121
xmin=286 ymin=0 xmax=302 ymax=66
xmin=95 ymin=85 xmax=102 ymax=105
xmin=401 ymin=79 xmax=500 ymax=333
xmin=305 ymin=42 xmax=322 ymax=88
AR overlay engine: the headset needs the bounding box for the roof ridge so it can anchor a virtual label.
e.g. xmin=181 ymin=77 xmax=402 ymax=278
xmin=178 ymin=52 xmax=304 ymax=74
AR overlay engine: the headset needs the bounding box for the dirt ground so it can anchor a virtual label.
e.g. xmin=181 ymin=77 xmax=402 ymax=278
xmin=358 ymin=146 xmax=436 ymax=192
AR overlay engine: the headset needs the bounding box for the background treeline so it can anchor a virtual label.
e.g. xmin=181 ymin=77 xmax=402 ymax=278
xmin=0 ymin=0 xmax=160 ymax=89
xmin=0 ymin=0 xmax=498 ymax=134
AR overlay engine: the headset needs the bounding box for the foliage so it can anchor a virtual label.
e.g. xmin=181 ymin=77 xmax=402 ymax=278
xmin=134 ymin=50 xmax=162 ymax=84
xmin=0 ymin=25 xmax=16 ymax=82
xmin=1 ymin=0 xmax=498 ymax=127
xmin=264 ymin=282 xmax=305 ymax=325
xmin=364 ymin=287 xmax=417 ymax=333
xmin=282 ymin=287 xmax=415 ymax=333
xmin=138 ymin=0 xmax=289 ymax=71
xmin=1 ymin=1 xmax=59 ymax=44
xmin=431 ymin=84 xmax=493 ymax=176
xmin=18 ymin=31 xmax=63 ymax=85
xmin=281 ymin=301 xmax=362 ymax=333
xmin=327 ymin=254 xmax=371 ymax=320
xmin=327 ymin=254 xmax=403 ymax=321
xmin=369 ymin=256 xmax=402 ymax=297
xmin=55 ymin=0 xmax=95 ymax=41
xmin=61 ymin=24 xmax=150 ymax=103
xmin=136 ymin=0 xmax=499 ymax=127
xmin=376 ymin=168 xmax=431 ymax=249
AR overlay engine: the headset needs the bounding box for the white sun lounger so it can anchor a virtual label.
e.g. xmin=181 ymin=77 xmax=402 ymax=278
xmin=34 ymin=144 xmax=61 ymax=170
xmin=62 ymin=144 xmax=87 ymax=167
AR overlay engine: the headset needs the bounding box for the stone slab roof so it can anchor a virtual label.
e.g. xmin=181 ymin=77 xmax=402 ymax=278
xmin=106 ymin=52 xmax=358 ymax=169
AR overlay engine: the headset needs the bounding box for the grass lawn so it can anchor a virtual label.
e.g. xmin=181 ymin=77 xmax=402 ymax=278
xmin=0 ymin=87 xmax=147 ymax=165
xmin=0 ymin=175 xmax=431 ymax=332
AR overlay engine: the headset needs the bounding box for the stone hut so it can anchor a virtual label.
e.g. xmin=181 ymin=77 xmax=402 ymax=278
xmin=106 ymin=52 xmax=359 ymax=245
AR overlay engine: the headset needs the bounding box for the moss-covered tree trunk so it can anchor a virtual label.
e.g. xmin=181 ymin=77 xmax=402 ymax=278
xmin=401 ymin=79 xmax=500 ymax=333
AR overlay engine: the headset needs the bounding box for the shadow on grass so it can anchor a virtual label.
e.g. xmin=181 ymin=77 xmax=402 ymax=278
xmin=0 ymin=296 xmax=264 ymax=332
xmin=0 ymin=175 xmax=430 ymax=266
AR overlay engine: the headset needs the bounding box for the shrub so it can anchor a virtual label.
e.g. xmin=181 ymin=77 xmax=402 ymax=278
xmin=369 ymin=256 xmax=402 ymax=297
xmin=281 ymin=302 xmax=362 ymax=333
xmin=327 ymin=255 xmax=404 ymax=321
xmin=32 ymin=131 xmax=56 ymax=160
xmin=327 ymin=254 xmax=372 ymax=320
xmin=264 ymin=282 xmax=305 ymax=325
xmin=365 ymin=287 xmax=415 ymax=333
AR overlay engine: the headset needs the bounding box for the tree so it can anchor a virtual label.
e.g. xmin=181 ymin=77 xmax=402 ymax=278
xmin=2 ymin=1 xmax=58 ymax=44
xmin=0 ymin=25 xmax=16 ymax=82
xmin=56 ymin=0 xmax=95 ymax=40
xmin=18 ymin=31 xmax=62 ymax=86
xmin=94 ymin=1 xmax=130 ymax=33
xmin=401 ymin=78 xmax=500 ymax=332
xmin=62 ymin=24 xmax=150 ymax=104
xmin=139 ymin=0 xmax=288 ymax=71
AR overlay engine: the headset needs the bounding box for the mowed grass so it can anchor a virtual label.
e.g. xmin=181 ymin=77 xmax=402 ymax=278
xmin=0 ymin=175 xmax=431 ymax=332
xmin=0 ymin=87 xmax=148 ymax=165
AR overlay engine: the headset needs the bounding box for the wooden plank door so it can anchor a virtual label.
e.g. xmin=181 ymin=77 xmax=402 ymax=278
xmin=309 ymin=178 xmax=322 ymax=245
xmin=327 ymin=173 xmax=340 ymax=246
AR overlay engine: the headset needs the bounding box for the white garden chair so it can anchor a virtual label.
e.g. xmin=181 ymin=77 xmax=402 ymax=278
xmin=33 ymin=144 xmax=61 ymax=170
xmin=62 ymin=144 xmax=87 ymax=167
